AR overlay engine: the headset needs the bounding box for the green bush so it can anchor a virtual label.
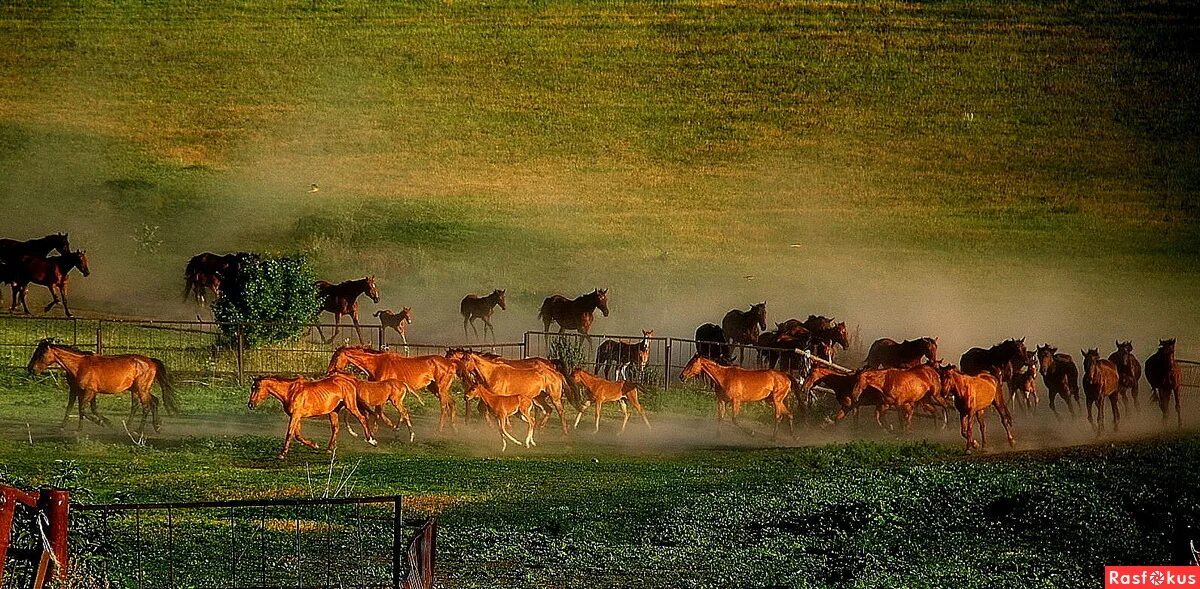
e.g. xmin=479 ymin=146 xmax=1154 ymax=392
xmin=212 ymin=254 xmax=321 ymax=347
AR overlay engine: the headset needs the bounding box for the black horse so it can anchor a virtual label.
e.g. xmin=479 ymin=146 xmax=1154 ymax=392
xmin=960 ymin=338 xmax=1028 ymax=383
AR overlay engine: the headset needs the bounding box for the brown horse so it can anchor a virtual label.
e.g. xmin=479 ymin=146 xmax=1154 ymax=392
xmin=460 ymin=289 xmax=506 ymax=340
xmin=327 ymin=346 xmax=459 ymax=430
xmin=722 ymin=302 xmax=767 ymax=362
xmin=465 ymin=383 xmax=536 ymax=452
xmin=315 ymin=276 xmax=380 ymax=344
xmin=0 ymin=233 xmax=70 ymax=264
xmin=940 ymin=366 xmax=1014 ymax=452
xmin=569 ymin=369 xmax=651 ymax=434
xmin=854 ymin=364 xmax=947 ymax=431
xmin=248 ymin=373 xmax=377 ymax=459
xmin=1007 ymin=351 xmax=1040 ymax=412
xmin=594 ymin=330 xmax=653 ymax=379
xmin=679 ymin=354 xmax=793 ymax=438
xmin=1145 ymin=338 xmax=1182 ymax=428
xmin=1035 ymin=344 xmax=1080 ymax=417
xmin=455 ymin=352 xmax=570 ymax=434
xmin=27 ymin=340 xmax=179 ymax=435
xmin=342 ymin=375 xmax=421 ymax=442
xmin=374 ymin=308 xmax=412 ymax=347
xmin=862 ymin=337 xmax=938 ymax=369
xmin=802 ymin=365 xmax=879 ymax=425
xmin=181 ymin=252 xmax=254 ymax=305
xmin=1082 ymin=349 xmax=1121 ymax=432
xmin=538 ymin=289 xmax=609 ymax=337
xmin=444 ymin=349 xmax=571 ymax=422
xmin=780 ymin=317 xmax=850 ymax=351
xmin=960 ymin=338 xmax=1028 ymax=383
xmin=9 ymin=251 xmax=90 ymax=317
xmin=1108 ymin=340 xmax=1142 ymax=411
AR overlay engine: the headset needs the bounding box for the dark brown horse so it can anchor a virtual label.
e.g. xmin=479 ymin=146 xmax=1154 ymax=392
xmin=1007 ymin=351 xmax=1039 ymax=412
xmin=695 ymin=323 xmax=733 ymax=364
xmin=960 ymin=338 xmax=1027 ymax=383
xmin=1108 ymin=340 xmax=1142 ymax=411
xmin=9 ymin=251 xmax=90 ymax=317
xmin=722 ymin=302 xmax=767 ymax=362
xmin=594 ymin=330 xmax=653 ymax=379
xmin=1035 ymin=344 xmax=1080 ymax=417
xmin=315 ymin=276 xmax=380 ymax=344
xmin=1082 ymin=348 xmax=1121 ymax=433
xmin=862 ymin=337 xmax=938 ymax=369
xmin=0 ymin=233 xmax=70 ymax=264
xmin=1145 ymin=338 xmax=1182 ymax=428
xmin=182 ymin=252 xmax=255 ymax=305
xmin=538 ymin=289 xmax=609 ymax=336
xmin=460 ymin=289 xmax=506 ymax=340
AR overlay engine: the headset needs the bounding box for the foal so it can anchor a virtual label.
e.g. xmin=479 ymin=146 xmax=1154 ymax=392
xmin=374 ymin=307 xmax=412 ymax=347
xmin=569 ymin=369 xmax=651 ymax=434
xmin=465 ymin=383 xmax=535 ymax=452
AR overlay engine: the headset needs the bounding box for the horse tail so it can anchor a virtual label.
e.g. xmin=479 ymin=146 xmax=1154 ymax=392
xmin=537 ymin=300 xmax=549 ymax=323
xmin=151 ymin=358 xmax=180 ymax=415
xmin=373 ymin=310 xmax=382 ymax=318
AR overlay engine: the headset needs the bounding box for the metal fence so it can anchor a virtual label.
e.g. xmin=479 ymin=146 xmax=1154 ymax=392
xmin=1181 ymin=359 xmax=1200 ymax=389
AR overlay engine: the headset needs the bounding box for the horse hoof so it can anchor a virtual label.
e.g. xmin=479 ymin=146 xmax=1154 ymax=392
xmin=276 ymin=454 xmax=287 ymax=460
xmin=409 ymin=433 xmax=415 ymax=443
xmin=368 ymin=438 xmax=378 ymax=447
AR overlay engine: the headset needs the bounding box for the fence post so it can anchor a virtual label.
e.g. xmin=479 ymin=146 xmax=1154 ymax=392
xmin=522 ymin=332 xmax=530 ymax=359
xmin=378 ymin=324 xmax=386 ymax=349
xmin=37 ymin=487 xmax=70 ymax=581
xmin=663 ymin=338 xmax=672 ymax=391
xmin=95 ymin=320 xmax=103 ymax=355
xmin=235 ymin=325 xmax=245 ymax=386
xmin=392 ymin=496 xmax=402 ymax=589
xmin=71 ymin=318 xmax=78 ymax=347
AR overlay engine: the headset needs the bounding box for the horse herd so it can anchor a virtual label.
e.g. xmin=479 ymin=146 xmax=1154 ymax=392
xmin=0 ymin=233 xmax=89 ymax=317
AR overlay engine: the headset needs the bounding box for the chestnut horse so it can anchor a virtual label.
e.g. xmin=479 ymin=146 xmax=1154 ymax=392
xmin=27 ymin=340 xmax=179 ymax=435
xmin=594 ymin=330 xmax=653 ymax=379
xmin=444 ymin=349 xmax=571 ymax=422
xmin=960 ymin=338 xmax=1028 ymax=383
xmin=802 ymin=365 xmax=879 ymax=425
xmin=455 ymin=352 xmax=570 ymax=434
xmin=569 ymin=369 xmax=651 ymax=434
xmin=248 ymin=373 xmax=377 ymax=459
xmin=460 ymin=289 xmax=506 ymax=340
xmin=679 ymin=354 xmax=794 ymax=438
xmin=940 ymin=366 xmax=1014 ymax=452
xmin=327 ymin=346 xmax=459 ymax=431
xmin=465 ymin=383 xmax=535 ymax=451
xmin=1108 ymin=341 xmax=1142 ymax=411
xmin=862 ymin=337 xmax=938 ymax=369
xmin=342 ymin=375 xmax=421 ymax=442
xmin=1081 ymin=349 xmax=1121 ymax=432
xmin=315 ymin=276 xmax=380 ymax=344
xmin=9 ymin=251 xmax=90 ymax=317
xmin=0 ymin=233 xmax=70 ymax=264
xmin=1145 ymin=338 xmax=1182 ymax=428
xmin=850 ymin=364 xmax=947 ymax=431
xmin=721 ymin=302 xmax=767 ymax=362
xmin=538 ymin=289 xmax=609 ymax=337
xmin=1035 ymin=344 xmax=1080 ymax=417
xmin=374 ymin=308 xmax=412 ymax=347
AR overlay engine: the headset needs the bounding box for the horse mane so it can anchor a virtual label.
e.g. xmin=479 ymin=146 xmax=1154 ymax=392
xmin=34 ymin=339 xmax=93 ymax=356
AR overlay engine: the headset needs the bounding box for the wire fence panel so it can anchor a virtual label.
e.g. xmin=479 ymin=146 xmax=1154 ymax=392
xmin=522 ymin=331 xmax=671 ymax=390
xmin=0 ymin=317 xmax=97 ymax=372
xmin=1181 ymin=360 xmax=1200 ymax=389
xmin=98 ymin=320 xmax=232 ymax=377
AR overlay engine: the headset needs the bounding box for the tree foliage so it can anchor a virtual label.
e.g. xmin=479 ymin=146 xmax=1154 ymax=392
xmin=212 ymin=254 xmax=321 ymax=347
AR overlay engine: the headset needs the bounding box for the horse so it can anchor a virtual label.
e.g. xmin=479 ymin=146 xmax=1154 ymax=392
xmin=960 ymin=338 xmax=1028 ymax=383
xmin=327 ymin=346 xmax=459 ymax=431
xmin=722 ymin=302 xmax=767 ymax=362
xmin=538 ymin=289 xmax=609 ymax=337
xmin=0 ymin=233 xmax=70 ymax=264
xmin=342 ymin=375 xmax=421 ymax=443
xmin=374 ymin=308 xmax=412 ymax=347
xmin=315 ymin=276 xmax=380 ymax=344
xmin=460 ymin=289 xmax=506 ymax=340
xmin=1145 ymin=338 xmax=1182 ymax=428
xmin=9 ymin=251 xmax=90 ymax=317
xmin=27 ymin=340 xmax=179 ymax=435
xmin=1007 ymin=351 xmax=1040 ymax=412
xmin=248 ymin=373 xmax=377 ymax=460
xmin=695 ymin=323 xmax=733 ymax=364
xmin=940 ymin=365 xmax=1015 ymax=453
xmin=1108 ymin=341 xmax=1142 ymax=411
xmin=464 ymin=383 xmax=535 ymax=452
xmin=594 ymin=330 xmax=653 ymax=379
xmin=455 ymin=352 xmax=571 ymax=435
xmin=679 ymin=354 xmax=794 ymax=438
xmin=862 ymin=337 xmax=938 ymax=369
xmin=182 ymin=252 xmax=252 ymax=305
xmin=850 ymin=364 xmax=947 ymax=431
xmin=444 ymin=348 xmax=571 ymax=422
xmin=569 ymin=369 xmax=651 ymax=434
xmin=1081 ymin=349 xmax=1121 ymax=433
xmin=800 ymin=365 xmax=877 ymax=425
xmin=1035 ymin=344 xmax=1080 ymax=418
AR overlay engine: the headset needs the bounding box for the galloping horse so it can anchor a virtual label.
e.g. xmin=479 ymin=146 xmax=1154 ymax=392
xmin=341 ymin=375 xmax=421 ymax=442
xmin=695 ymin=323 xmax=733 ymax=364
xmin=327 ymin=346 xmax=459 ymax=431
xmin=801 ymin=365 xmax=878 ymax=424
xmin=0 ymin=233 xmax=70 ymax=263
xmin=465 ymin=383 xmax=536 ymax=452
xmin=1145 ymin=339 xmax=1182 ymax=428
xmin=594 ymin=330 xmax=653 ymax=379
xmin=722 ymin=302 xmax=767 ymax=362
xmin=1007 ymin=352 xmax=1040 ymax=412
xmin=315 ymin=276 xmax=380 ymax=344
xmin=27 ymin=340 xmax=179 ymax=435
xmin=9 ymin=251 xmax=90 ymax=317
xmin=248 ymin=373 xmax=377 ymax=459
xmin=570 ymin=369 xmax=651 ymax=434
xmin=538 ymin=289 xmax=609 ymax=337
xmin=679 ymin=354 xmax=793 ymax=438
xmin=182 ymin=252 xmax=253 ymax=305
xmin=444 ymin=349 xmax=571 ymax=422
xmin=1081 ymin=349 xmax=1121 ymax=432
xmin=455 ymin=352 xmax=571 ymax=435
xmin=460 ymin=289 xmax=506 ymax=340
xmin=862 ymin=337 xmax=938 ymax=369
xmin=850 ymin=364 xmax=947 ymax=431
xmin=940 ymin=365 xmax=1015 ymax=452
xmin=1108 ymin=341 xmax=1142 ymax=411
xmin=1035 ymin=344 xmax=1080 ymax=417
xmin=374 ymin=308 xmax=412 ymax=347
xmin=960 ymin=338 xmax=1028 ymax=383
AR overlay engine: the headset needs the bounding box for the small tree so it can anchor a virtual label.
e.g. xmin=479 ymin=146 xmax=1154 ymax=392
xmin=213 ymin=254 xmax=322 ymax=347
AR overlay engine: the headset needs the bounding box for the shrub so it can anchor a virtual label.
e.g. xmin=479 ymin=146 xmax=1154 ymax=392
xmin=212 ymin=254 xmax=322 ymax=347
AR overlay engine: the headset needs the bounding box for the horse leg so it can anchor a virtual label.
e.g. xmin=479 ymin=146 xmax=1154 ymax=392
xmin=19 ymin=285 xmax=32 ymax=315
xmin=729 ymin=399 xmax=754 ymax=436
xmin=1109 ymin=394 xmax=1120 ymax=433
xmin=483 ymin=317 xmax=495 ymax=341
xmin=976 ymin=409 xmax=987 ymax=448
xmin=902 ymin=404 xmax=915 ymax=433
xmin=61 ymin=386 xmax=81 ymax=429
xmin=574 ymin=400 xmax=590 ymax=429
xmin=58 ymin=284 xmax=72 ymax=318
xmin=500 ymin=414 xmax=524 ymax=449
xmin=326 ymin=413 xmax=340 ymax=453
xmin=350 ymin=310 xmax=366 ymax=345
xmin=960 ymin=413 xmax=973 ymax=452
xmin=1131 ymin=381 xmax=1140 ymax=411
xmin=469 ymin=318 xmax=480 ymax=339
xmin=278 ymin=415 xmax=303 ymax=459
xmin=345 ymin=402 xmax=377 ymax=446
xmin=1174 ymin=387 xmax=1183 ymax=429
xmin=618 ymin=399 xmax=630 ymax=434
xmin=594 ymin=399 xmax=603 ymax=434
xmin=524 ymin=406 xmax=536 ymax=447
xmin=874 ymin=404 xmax=889 ymax=430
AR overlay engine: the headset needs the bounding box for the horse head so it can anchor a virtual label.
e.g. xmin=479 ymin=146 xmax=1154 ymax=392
xmin=923 ymin=337 xmax=939 ymax=363
xmin=26 ymin=339 xmax=57 ymax=375
xmin=1082 ymin=349 xmax=1102 ymax=377
xmin=494 ymin=289 xmax=507 ymax=310
xmin=1160 ymin=338 xmax=1176 ymax=353
xmin=248 ymin=375 xmax=296 ymax=409
xmin=51 ymin=233 xmax=71 ymax=256
xmin=752 ymin=302 xmax=767 ymax=331
xmin=594 ymin=288 xmax=610 ymax=317
xmin=71 ymin=250 xmax=90 ymax=277
xmin=680 ymin=354 xmax=708 ymax=382
xmin=365 ymin=276 xmax=380 ymax=303
xmin=400 ymin=307 xmax=413 ymax=324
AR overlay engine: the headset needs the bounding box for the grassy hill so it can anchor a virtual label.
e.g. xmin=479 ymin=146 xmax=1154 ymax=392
xmin=0 ymin=0 xmax=1197 ymax=347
